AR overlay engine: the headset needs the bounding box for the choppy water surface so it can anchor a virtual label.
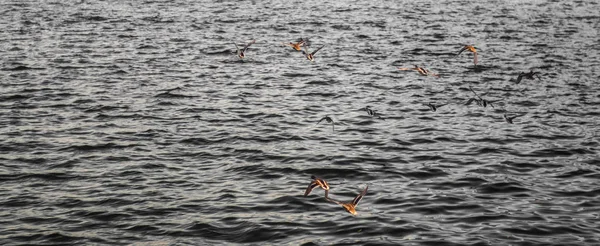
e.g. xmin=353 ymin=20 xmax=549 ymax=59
xmin=1 ymin=0 xmax=600 ymax=245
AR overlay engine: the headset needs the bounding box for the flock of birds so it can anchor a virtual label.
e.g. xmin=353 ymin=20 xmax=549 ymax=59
xmin=233 ymin=38 xmax=543 ymax=129
xmin=232 ymin=37 xmax=543 ymax=216
xmin=234 ymin=37 xmax=325 ymax=62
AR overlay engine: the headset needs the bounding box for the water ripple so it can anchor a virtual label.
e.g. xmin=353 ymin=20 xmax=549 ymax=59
xmin=1 ymin=0 xmax=599 ymax=245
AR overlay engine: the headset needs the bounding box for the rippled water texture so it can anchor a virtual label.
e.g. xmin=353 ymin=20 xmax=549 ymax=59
xmin=1 ymin=0 xmax=600 ymax=245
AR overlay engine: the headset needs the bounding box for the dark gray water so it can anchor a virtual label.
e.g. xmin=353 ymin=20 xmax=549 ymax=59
xmin=1 ymin=0 xmax=600 ymax=245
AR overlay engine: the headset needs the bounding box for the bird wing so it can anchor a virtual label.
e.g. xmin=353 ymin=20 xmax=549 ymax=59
xmin=233 ymin=42 xmax=240 ymax=53
xmin=352 ymin=186 xmax=368 ymax=206
xmin=304 ymin=181 xmax=318 ymax=196
xmin=316 ymin=179 xmax=329 ymax=190
xmin=316 ymin=117 xmax=326 ymax=125
xmin=516 ymin=73 xmax=524 ymax=84
xmin=243 ymin=40 xmax=256 ymax=52
xmin=305 ymin=38 xmax=311 ymax=44
xmin=300 ymin=37 xmax=311 ymax=46
xmin=456 ymin=46 xmax=467 ymax=56
xmin=512 ymin=114 xmax=526 ymax=119
xmin=465 ymin=98 xmax=477 ymax=105
xmin=302 ymin=45 xmax=310 ymax=56
xmin=283 ymin=42 xmax=297 ymax=49
xmin=468 ymin=86 xmax=482 ymax=100
xmin=325 ymin=196 xmax=344 ymax=205
xmin=311 ymin=45 xmax=324 ymax=55
xmin=473 ymin=52 xmax=478 ymax=65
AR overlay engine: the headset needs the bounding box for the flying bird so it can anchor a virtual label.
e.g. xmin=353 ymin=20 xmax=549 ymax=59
xmin=304 ymin=175 xmax=331 ymax=198
xmin=302 ymin=45 xmax=324 ymax=62
xmin=398 ymin=65 xmax=440 ymax=77
xmin=233 ymin=39 xmax=256 ymax=59
xmin=283 ymin=38 xmax=310 ymax=51
xmin=426 ymin=102 xmax=447 ymax=112
xmin=456 ymin=45 xmax=480 ymax=66
xmin=515 ymin=70 xmax=541 ymax=84
xmin=503 ymin=113 xmax=524 ymax=124
xmin=316 ymin=115 xmax=335 ymax=131
xmin=360 ymin=106 xmax=384 ymax=120
xmin=467 ymin=86 xmax=498 ymax=108
xmin=326 ymin=186 xmax=368 ymax=216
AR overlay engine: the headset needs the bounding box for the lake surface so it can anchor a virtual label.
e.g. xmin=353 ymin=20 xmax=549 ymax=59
xmin=1 ymin=0 xmax=599 ymax=245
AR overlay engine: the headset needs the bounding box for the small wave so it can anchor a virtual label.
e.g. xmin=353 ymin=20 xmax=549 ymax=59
xmin=402 ymin=167 xmax=448 ymax=179
xmin=180 ymin=137 xmax=229 ymax=145
xmin=503 ymin=224 xmax=585 ymax=236
xmin=554 ymin=168 xmax=596 ymax=178
xmin=282 ymin=72 xmax=314 ymax=78
xmin=74 ymin=210 xmax=132 ymax=222
xmin=445 ymin=214 xmax=510 ymax=224
xmin=0 ymin=94 xmax=33 ymax=101
xmin=175 ymin=220 xmax=287 ymax=243
xmin=0 ymin=172 xmax=78 ymax=182
xmin=477 ymin=182 xmax=530 ymax=194
xmin=552 ymin=189 xmax=600 ymax=198
xmin=432 ymin=177 xmax=487 ymax=189
xmin=154 ymin=91 xmax=197 ymax=98
xmin=302 ymin=167 xmax=370 ymax=180
xmin=58 ymin=143 xmax=142 ymax=152
xmin=34 ymin=232 xmax=86 ymax=244
xmin=294 ymin=91 xmax=338 ymax=97
xmin=525 ymin=148 xmax=595 ymax=157
xmin=83 ymin=105 xmax=129 ymax=113
xmin=2 ymin=65 xmax=45 ymax=71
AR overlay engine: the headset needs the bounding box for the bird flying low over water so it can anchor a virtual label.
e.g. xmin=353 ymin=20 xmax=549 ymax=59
xmin=456 ymin=45 xmax=480 ymax=66
xmin=360 ymin=106 xmax=385 ymax=120
xmin=464 ymin=98 xmax=498 ymax=108
xmin=464 ymin=97 xmax=480 ymax=106
xmin=302 ymin=45 xmax=324 ymax=62
xmin=425 ymin=102 xmax=447 ymax=112
xmin=316 ymin=115 xmax=335 ymax=131
xmin=466 ymin=86 xmax=499 ymax=108
xmin=233 ymin=39 xmax=256 ymax=59
xmin=515 ymin=70 xmax=541 ymax=84
xmin=483 ymin=99 xmax=500 ymax=108
xmin=326 ymin=185 xmax=368 ymax=216
xmin=304 ymin=175 xmax=331 ymax=198
xmin=283 ymin=38 xmax=310 ymax=51
xmin=503 ymin=113 xmax=524 ymax=124
xmin=398 ymin=65 xmax=440 ymax=77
